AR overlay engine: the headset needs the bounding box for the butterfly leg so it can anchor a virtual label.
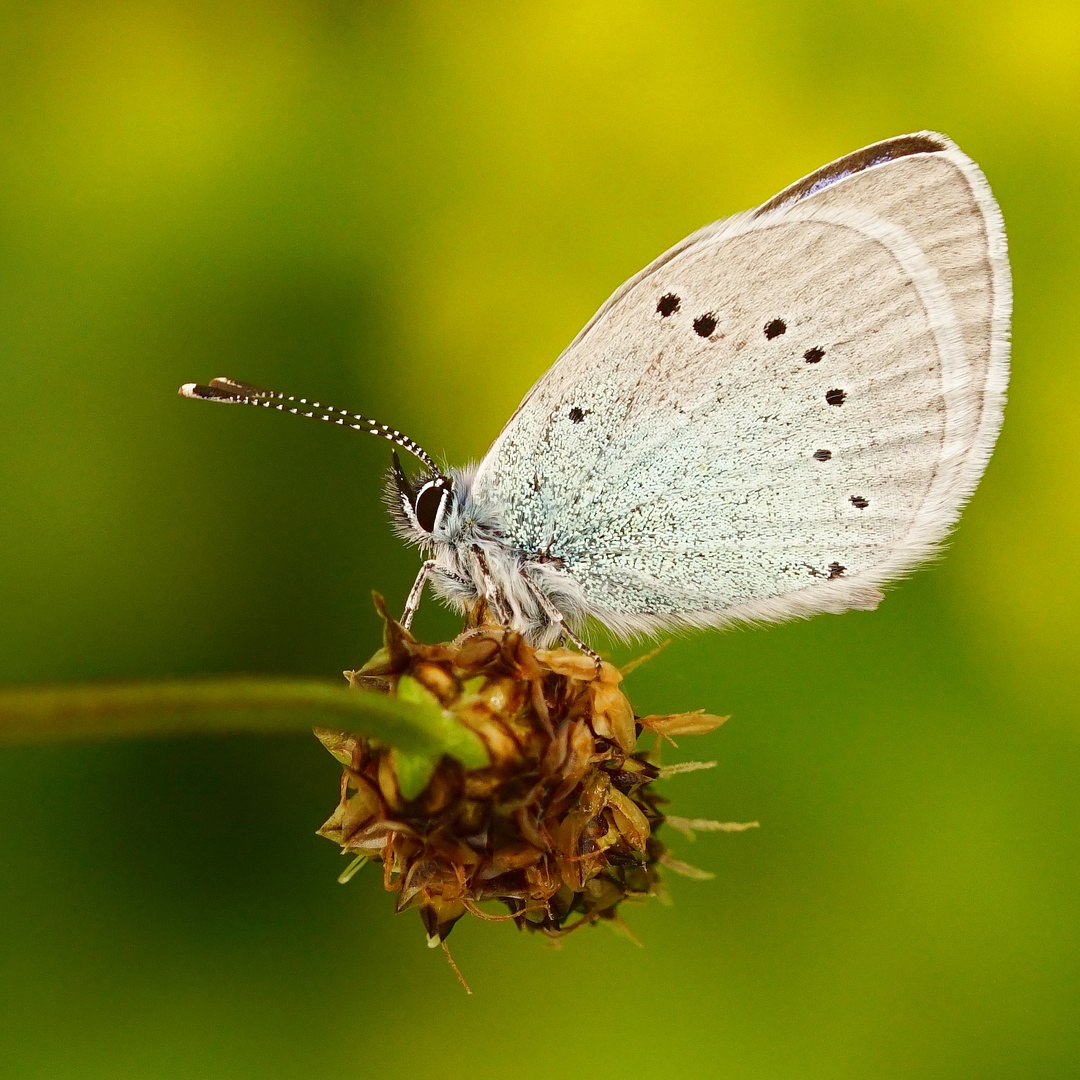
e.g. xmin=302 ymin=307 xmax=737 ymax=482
xmin=520 ymin=568 xmax=603 ymax=676
xmin=402 ymin=560 xmax=474 ymax=631
xmin=401 ymin=560 xmax=437 ymax=631
xmin=468 ymin=545 xmax=514 ymax=625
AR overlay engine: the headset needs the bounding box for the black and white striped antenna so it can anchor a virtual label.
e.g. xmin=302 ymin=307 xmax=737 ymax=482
xmin=179 ymin=377 xmax=442 ymax=476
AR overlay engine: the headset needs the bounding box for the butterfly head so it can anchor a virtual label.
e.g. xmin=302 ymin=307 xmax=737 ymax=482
xmin=387 ymin=451 xmax=455 ymax=544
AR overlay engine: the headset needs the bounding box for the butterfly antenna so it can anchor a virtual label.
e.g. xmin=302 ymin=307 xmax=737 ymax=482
xmin=179 ymin=376 xmax=442 ymax=475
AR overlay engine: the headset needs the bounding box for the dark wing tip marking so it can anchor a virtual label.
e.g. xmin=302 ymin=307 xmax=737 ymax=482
xmin=754 ymin=132 xmax=949 ymax=216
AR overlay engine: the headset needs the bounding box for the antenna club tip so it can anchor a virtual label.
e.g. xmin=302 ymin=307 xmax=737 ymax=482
xmin=179 ymin=381 xmax=241 ymax=403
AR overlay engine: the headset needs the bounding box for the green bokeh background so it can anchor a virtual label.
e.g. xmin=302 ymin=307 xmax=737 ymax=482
xmin=2 ymin=2 xmax=1078 ymax=1077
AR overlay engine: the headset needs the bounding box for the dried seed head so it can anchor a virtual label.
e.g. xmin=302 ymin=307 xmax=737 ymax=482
xmin=316 ymin=601 xmax=750 ymax=944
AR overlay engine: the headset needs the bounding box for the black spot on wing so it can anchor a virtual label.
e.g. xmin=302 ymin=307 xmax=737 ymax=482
xmin=693 ymin=313 xmax=718 ymax=337
xmin=827 ymin=562 xmax=846 ymax=579
xmin=569 ymin=406 xmax=585 ymax=424
xmin=850 ymin=495 xmax=869 ymax=509
xmin=813 ymin=449 xmax=832 ymax=461
xmin=804 ymin=347 xmax=825 ymax=364
xmin=656 ymin=293 xmax=680 ymax=317
xmin=764 ymin=318 xmax=786 ymax=339
xmin=826 ymin=388 xmax=846 ymax=406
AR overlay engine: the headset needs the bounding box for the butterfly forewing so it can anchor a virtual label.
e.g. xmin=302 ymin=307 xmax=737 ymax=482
xmin=472 ymin=132 xmax=1009 ymax=635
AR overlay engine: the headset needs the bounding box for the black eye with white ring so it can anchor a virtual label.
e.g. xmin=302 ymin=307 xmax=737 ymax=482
xmin=413 ymin=480 xmax=450 ymax=533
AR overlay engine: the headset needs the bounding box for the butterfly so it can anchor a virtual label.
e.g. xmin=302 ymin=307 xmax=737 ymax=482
xmin=182 ymin=131 xmax=1010 ymax=664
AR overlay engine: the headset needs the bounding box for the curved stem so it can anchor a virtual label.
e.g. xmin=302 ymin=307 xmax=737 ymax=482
xmin=0 ymin=676 xmax=487 ymax=767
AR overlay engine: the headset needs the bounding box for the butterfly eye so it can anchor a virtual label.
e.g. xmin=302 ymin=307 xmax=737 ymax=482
xmin=414 ymin=481 xmax=449 ymax=533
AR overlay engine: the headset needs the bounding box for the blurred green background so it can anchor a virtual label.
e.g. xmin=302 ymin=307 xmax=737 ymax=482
xmin=1 ymin=1 xmax=1078 ymax=1077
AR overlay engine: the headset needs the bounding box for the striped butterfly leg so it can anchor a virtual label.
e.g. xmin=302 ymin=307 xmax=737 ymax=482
xmin=401 ymin=560 xmax=437 ymax=632
xmin=520 ymin=566 xmax=603 ymax=676
xmin=401 ymin=560 xmax=476 ymax=632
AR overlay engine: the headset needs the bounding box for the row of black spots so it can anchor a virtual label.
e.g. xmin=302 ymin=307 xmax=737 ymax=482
xmin=655 ymin=293 xmax=716 ymax=338
xmin=808 ymin=450 xmax=870 ymax=510
xmin=804 ymin=560 xmax=847 ymax=580
xmin=803 ymin=345 xmax=831 ymax=500
xmin=759 ymin=317 xmax=833 ymax=372
xmin=654 ymin=300 xmax=834 ymax=380
xmin=656 ymin=295 xmax=793 ymax=343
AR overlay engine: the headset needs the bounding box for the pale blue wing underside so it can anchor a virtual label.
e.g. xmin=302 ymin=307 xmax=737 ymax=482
xmin=470 ymin=132 xmax=1010 ymax=636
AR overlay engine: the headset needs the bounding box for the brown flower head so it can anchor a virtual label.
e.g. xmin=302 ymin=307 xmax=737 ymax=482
xmin=316 ymin=600 xmax=751 ymax=947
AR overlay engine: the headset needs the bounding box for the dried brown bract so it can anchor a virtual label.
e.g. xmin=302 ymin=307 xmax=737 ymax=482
xmin=316 ymin=604 xmax=747 ymax=945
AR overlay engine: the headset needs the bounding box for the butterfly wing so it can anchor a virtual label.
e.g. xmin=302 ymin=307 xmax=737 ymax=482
xmin=470 ymin=132 xmax=1010 ymax=636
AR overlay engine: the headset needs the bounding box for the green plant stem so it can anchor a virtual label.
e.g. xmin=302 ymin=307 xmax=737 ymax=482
xmin=0 ymin=677 xmax=488 ymax=767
